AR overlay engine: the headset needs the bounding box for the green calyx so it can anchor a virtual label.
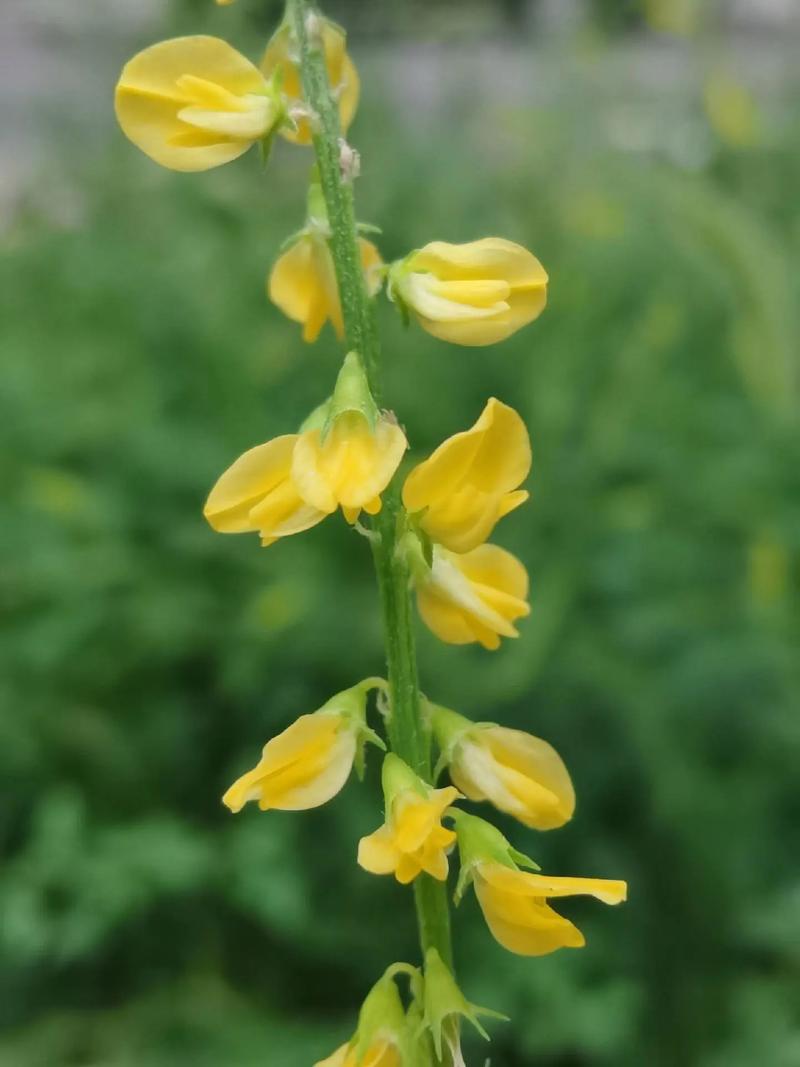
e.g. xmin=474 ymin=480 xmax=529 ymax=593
xmin=353 ymin=967 xmax=409 ymax=1064
xmin=423 ymin=948 xmax=507 ymax=1059
xmin=427 ymin=703 xmax=473 ymax=780
xmin=451 ymin=810 xmax=539 ymax=904
xmin=319 ymin=679 xmax=386 ymax=780
xmin=324 ymin=351 xmax=380 ymax=438
xmin=381 ymin=752 xmax=429 ymax=809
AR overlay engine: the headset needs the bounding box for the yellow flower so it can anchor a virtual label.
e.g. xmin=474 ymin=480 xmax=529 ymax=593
xmin=453 ymin=812 xmax=627 ymax=957
xmin=223 ymin=682 xmax=383 ymax=813
xmin=262 ymin=20 xmax=359 ymax=145
xmin=314 ymin=1040 xmax=398 ymax=1067
xmin=115 ymin=36 xmax=282 ymax=172
xmin=474 ymin=863 xmax=627 ymax=957
xmin=402 ymin=397 xmax=531 ymax=553
xmin=430 ymin=705 xmax=574 ymax=831
xmin=358 ymin=754 xmax=460 ymax=885
xmin=389 ymin=238 xmax=548 ymax=346
xmin=416 ymin=543 xmax=529 ymax=650
xmin=269 ymin=233 xmax=383 ymax=342
xmin=203 ymin=354 xmax=407 ymax=542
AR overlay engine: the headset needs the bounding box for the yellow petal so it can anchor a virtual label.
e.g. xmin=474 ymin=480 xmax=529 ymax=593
xmin=223 ymin=712 xmax=356 ymax=813
xmin=403 ymin=398 xmax=531 ymax=553
xmin=292 ymin=414 xmax=407 ymax=514
xmin=268 ymin=237 xmax=338 ymax=343
xmin=204 ymin=435 xmax=297 ymax=532
xmin=261 ymin=21 xmax=359 ymax=146
xmin=314 ymin=1044 xmax=349 ymax=1067
xmin=401 ymin=238 xmax=548 ymax=346
xmin=358 ymin=826 xmax=401 ymax=876
xmin=484 ymin=726 xmax=575 ymax=829
xmin=417 ymin=544 xmax=530 ymax=650
xmin=115 ymin=36 xmax=270 ymax=171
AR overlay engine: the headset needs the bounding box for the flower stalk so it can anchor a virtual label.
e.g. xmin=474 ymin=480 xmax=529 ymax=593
xmin=287 ymin=0 xmax=454 ymax=969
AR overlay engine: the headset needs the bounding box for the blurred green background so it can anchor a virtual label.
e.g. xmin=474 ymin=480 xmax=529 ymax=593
xmin=2 ymin=0 xmax=799 ymax=1064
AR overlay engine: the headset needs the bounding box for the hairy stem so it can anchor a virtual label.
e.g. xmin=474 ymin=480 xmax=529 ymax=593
xmin=288 ymin=0 xmax=453 ymax=969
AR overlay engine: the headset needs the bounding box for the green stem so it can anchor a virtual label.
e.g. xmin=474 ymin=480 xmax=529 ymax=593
xmin=288 ymin=0 xmax=453 ymax=970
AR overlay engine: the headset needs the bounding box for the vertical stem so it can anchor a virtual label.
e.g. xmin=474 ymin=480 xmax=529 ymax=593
xmin=288 ymin=0 xmax=453 ymax=969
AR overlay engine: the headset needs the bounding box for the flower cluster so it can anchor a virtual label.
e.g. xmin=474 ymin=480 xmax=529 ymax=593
xmin=115 ymin=4 xmax=626 ymax=1063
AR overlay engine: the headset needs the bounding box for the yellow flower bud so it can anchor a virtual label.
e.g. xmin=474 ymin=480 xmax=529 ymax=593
xmin=269 ymin=233 xmax=383 ymax=342
xmin=389 ymin=238 xmax=548 ymax=346
xmin=430 ymin=705 xmax=574 ymax=830
xmin=474 ymin=863 xmax=627 ymax=957
xmin=115 ymin=36 xmax=282 ymax=172
xmin=316 ymin=965 xmax=409 ymax=1067
xmin=204 ymin=355 xmax=407 ymax=541
xmin=262 ymin=20 xmax=360 ymax=145
xmin=223 ymin=682 xmax=383 ymax=813
xmin=415 ymin=543 xmax=529 ymax=650
xmin=453 ymin=811 xmax=626 ymax=957
xmin=358 ymin=754 xmax=460 ymax=885
xmin=403 ymin=397 xmax=530 ymax=554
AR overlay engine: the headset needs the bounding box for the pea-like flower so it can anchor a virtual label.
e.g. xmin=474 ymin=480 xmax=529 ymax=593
xmin=416 ymin=543 xmax=530 ymax=650
xmin=203 ymin=353 xmax=407 ymax=542
xmin=269 ymin=232 xmax=383 ymax=342
xmin=454 ymin=812 xmax=627 ymax=957
xmin=430 ymin=704 xmax=575 ymax=830
xmin=223 ymin=680 xmax=384 ymax=813
xmin=388 ymin=238 xmax=548 ymax=346
xmin=403 ymin=397 xmax=531 ymax=554
xmin=115 ymin=36 xmax=284 ymax=172
xmin=262 ymin=19 xmax=359 ymax=145
xmin=358 ymin=754 xmax=460 ymax=884
xmin=315 ymin=965 xmax=409 ymax=1067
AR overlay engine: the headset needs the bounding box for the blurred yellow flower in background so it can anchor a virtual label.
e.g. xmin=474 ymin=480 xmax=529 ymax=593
xmin=269 ymin=233 xmax=383 ymax=342
xmin=403 ymin=397 xmax=531 ymax=553
xmin=389 ymin=238 xmax=548 ymax=346
xmin=115 ymin=36 xmax=282 ymax=171
xmin=262 ymin=19 xmax=360 ymax=145
xmin=358 ymin=754 xmax=459 ymax=884
xmin=416 ymin=543 xmax=530 ymax=650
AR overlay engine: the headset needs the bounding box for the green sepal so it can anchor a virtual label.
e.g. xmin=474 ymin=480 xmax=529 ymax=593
xmin=380 ymin=752 xmax=428 ymax=809
xmin=451 ymin=810 xmax=540 ymax=905
xmin=353 ymin=966 xmax=409 ymax=1065
xmin=323 ymin=352 xmax=379 ymax=439
xmin=423 ymin=948 xmax=508 ymax=1059
xmin=357 ymin=221 xmax=383 ymax=236
xmin=299 ymin=397 xmax=332 ymax=433
xmin=398 ymin=525 xmax=432 ymax=584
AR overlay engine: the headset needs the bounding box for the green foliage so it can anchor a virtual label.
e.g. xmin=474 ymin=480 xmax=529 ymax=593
xmin=2 ymin=24 xmax=799 ymax=1067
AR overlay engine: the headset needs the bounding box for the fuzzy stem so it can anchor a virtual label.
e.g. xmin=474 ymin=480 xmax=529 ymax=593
xmin=287 ymin=0 xmax=453 ymax=969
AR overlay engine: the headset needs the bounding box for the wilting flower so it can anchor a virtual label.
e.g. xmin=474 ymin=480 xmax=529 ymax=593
xmin=269 ymin=232 xmax=383 ymax=342
xmin=388 ymin=238 xmax=548 ymax=346
xmin=403 ymin=397 xmax=531 ymax=553
xmin=415 ymin=543 xmax=529 ymax=650
xmin=430 ymin=704 xmax=574 ymax=830
xmin=358 ymin=754 xmax=460 ymax=884
xmin=204 ymin=354 xmax=407 ymax=542
xmin=454 ymin=812 xmax=627 ymax=957
xmin=115 ymin=36 xmax=284 ymax=172
xmin=223 ymin=680 xmax=383 ymax=813
xmin=315 ymin=966 xmax=408 ymax=1067
xmin=262 ymin=20 xmax=359 ymax=145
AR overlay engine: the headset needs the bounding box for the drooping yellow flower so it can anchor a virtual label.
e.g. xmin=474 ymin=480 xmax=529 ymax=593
xmin=474 ymin=863 xmax=627 ymax=957
xmin=416 ymin=543 xmax=529 ymax=650
xmin=203 ymin=354 xmax=407 ymax=542
xmin=454 ymin=812 xmax=627 ymax=957
xmin=430 ymin=704 xmax=574 ymax=830
xmin=262 ymin=20 xmax=359 ymax=145
xmin=389 ymin=238 xmax=548 ymax=346
xmin=269 ymin=233 xmax=383 ymax=342
xmin=223 ymin=681 xmax=383 ymax=813
xmin=403 ymin=397 xmax=531 ymax=553
xmin=115 ymin=36 xmax=283 ymax=172
xmin=358 ymin=754 xmax=460 ymax=885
